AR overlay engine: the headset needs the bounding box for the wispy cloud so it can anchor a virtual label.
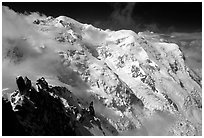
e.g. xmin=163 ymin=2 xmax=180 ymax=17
xmin=110 ymin=3 xmax=136 ymax=27
xmin=2 ymin=6 xmax=62 ymax=94
xmin=2 ymin=6 xmax=95 ymax=102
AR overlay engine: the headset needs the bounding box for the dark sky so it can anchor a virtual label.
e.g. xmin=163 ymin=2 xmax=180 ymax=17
xmin=2 ymin=2 xmax=202 ymax=33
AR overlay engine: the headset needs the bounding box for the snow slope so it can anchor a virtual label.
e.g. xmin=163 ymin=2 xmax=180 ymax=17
xmin=2 ymin=6 xmax=202 ymax=136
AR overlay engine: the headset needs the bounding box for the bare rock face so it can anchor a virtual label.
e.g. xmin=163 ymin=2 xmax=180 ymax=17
xmin=4 ymin=76 xmax=106 ymax=136
xmin=8 ymin=77 xmax=76 ymax=135
xmin=2 ymin=14 xmax=202 ymax=136
xmin=2 ymin=97 xmax=27 ymax=136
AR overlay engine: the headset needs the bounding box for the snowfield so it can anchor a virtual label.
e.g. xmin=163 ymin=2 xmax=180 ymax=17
xmin=2 ymin=6 xmax=202 ymax=136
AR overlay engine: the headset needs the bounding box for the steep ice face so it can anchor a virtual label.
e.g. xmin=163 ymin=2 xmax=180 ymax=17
xmin=2 ymin=6 xmax=202 ymax=136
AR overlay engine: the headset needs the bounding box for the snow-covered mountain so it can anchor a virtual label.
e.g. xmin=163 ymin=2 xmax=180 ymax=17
xmin=2 ymin=6 xmax=202 ymax=136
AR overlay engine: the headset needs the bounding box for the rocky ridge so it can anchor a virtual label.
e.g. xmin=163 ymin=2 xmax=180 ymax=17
xmin=3 ymin=76 xmax=107 ymax=135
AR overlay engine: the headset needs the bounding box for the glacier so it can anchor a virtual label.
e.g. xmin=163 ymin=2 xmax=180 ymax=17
xmin=2 ymin=6 xmax=202 ymax=136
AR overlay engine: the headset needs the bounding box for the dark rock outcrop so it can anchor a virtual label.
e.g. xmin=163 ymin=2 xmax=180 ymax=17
xmin=2 ymin=97 xmax=27 ymax=136
xmin=16 ymin=76 xmax=26 ymax=94
xmin=88 ymin=101 xmax=95 ymax=116
xmin=3 ymin=76 xmax=104 ymax=136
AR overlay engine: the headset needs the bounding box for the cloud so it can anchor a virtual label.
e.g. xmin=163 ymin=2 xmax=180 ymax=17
xmin=110 ymin=3 xmax=136 ymax=27
xmin=93 ymin=3 xmax=139 ymax=31
xmin=2 ymin=6 xmax=63 ymax=95
xmin=2 ymin=6 xmax=95 ymax=103
xmin=92 ymin=3 xmax=183 ymax=33
xmin=93 ymin=3 xmax=165 ymax=33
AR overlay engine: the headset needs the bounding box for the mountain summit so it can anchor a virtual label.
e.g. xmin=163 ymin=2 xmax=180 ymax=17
xmin=2 ymin=9 xmax=202 ymax=136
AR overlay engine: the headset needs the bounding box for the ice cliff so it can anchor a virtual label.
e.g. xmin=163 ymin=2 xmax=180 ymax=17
xmin=2 ymin=8 xmax=202 ymax=136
